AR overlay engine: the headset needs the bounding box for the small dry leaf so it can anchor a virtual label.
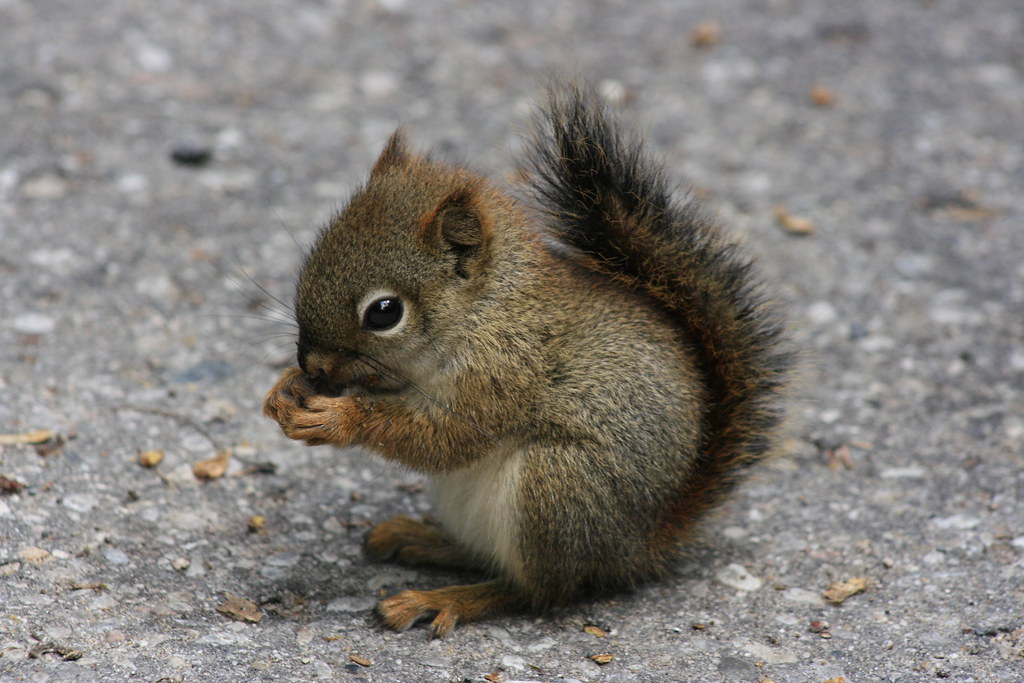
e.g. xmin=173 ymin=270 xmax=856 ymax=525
xmin=138 ymin=450 xmax=164 ymax=468
xmin=349 ymin=654 xmax=372 ymax=667
xmin=823 ymin=577 xmax=868 ymax=604
xmin=823 ymin=678 xmax=846 ymax=683
xmin=19 ymin=546 xmax=52 ymax=564
xmin=1 ymin=474 xmax=26 ymax=495
xmin=583 ymin=624 xmax=608 ymax=638
xmin=484 ymin=672 xmax=502 ymax=683
xmin=947 ymin=205 xmax=997 ymax=222
xmin=591 ymin=653 xmax=614 ymax=665
xmin=216 ymin=592 xmax=263 ymax=623
xmin=69 ymin=582 xmax=108 ymax=592
xmin=0 ymin=429 xmax=55 ymax=445
xmin=34 ymin=433 xmax=65 ymax=457
xmin=773 ymin=205 xmax=816 ymax=236
xmin=691 ymin=21 xmax=720 ymax=48
xmin=193 ymin=448 xmax=232 ymax=479
xmin=248 ymin=515 xmax=266 ymax=533
xmin=809 ymin=85 xmax=838 ymax=107
xmin=28 ymin=641 xmax=83 ymax=661
xmin=323 ymin=635 xmax=343 ymax=642
xmin=825 ymin=443 xmax=855 ymax=471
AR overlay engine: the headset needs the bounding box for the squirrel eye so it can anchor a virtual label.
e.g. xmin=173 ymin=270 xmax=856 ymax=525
xmin=363 ymin=296 xmax=404 ymax=331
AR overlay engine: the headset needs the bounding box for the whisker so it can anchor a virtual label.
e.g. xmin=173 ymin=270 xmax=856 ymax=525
xmin=225 ymin=259 xmax=295 ymax=320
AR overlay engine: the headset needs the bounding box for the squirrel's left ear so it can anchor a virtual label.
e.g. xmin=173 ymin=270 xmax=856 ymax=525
xmin=420 ymin=185 xmax=493 ymax=279
xmin=371 ymin=129 xmax=411 ymax=178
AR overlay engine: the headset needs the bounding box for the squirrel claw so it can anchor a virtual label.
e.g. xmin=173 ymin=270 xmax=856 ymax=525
xmin=376 ymin=589 xmax=454 ymax=637
xmin=376 ymin=590 xmax=460 ymax=638
xmin=262 ymin=367 xmax=308 ymax=422
xmin=376 ymin=580 xmax=515 ymax=637
xmin=263 ymin=367 xmax=359 ymax=447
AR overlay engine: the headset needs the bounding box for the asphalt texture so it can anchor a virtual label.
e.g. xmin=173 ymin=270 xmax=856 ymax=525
xmin=2 ymin=1 xmax=1023 ymax=681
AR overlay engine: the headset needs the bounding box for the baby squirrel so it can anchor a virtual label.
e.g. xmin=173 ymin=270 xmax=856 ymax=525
xmin=264 ymin=83 xmax=792 ymax=637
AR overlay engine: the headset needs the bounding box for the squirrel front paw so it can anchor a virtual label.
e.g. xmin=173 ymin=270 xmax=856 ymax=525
xmin=263 ymin=367 xmax=359 ymax=446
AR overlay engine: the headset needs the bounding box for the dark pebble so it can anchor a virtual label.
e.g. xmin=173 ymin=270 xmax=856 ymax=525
xmin=170 ymin=144 xmax=213 ymax=167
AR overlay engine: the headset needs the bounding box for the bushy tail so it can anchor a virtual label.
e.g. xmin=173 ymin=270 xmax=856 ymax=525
xmin=525 ymin=83 xmax=794 ymax=542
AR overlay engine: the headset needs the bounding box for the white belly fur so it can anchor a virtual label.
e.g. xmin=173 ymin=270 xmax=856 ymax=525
xmin=431 ymin=445 xmax=524 ymax=584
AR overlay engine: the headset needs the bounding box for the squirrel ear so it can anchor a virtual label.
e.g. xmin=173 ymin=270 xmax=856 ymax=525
xmin=421 ymin=185 xmax=492 ymax=278
xmin=371 ymin=128 xmax=411 ymax=178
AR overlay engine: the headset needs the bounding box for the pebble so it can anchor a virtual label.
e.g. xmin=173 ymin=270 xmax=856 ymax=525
xmin=781 ymin=587 xmax=825 ymax=605
xmin=367 ymin=568 xmax=418 ymax=591
xmin=894 ymin=253 xmax=933 ymax=278
xmin=214 ymin=127 xmax=244 ymax=150
xmin=264 ymin=552 xmax=301 ymax=567
xmin=135 ymin=42 xmax=173 ymax=72
xmin=103 ymin=548 xmax=130 ymax=565
xmin=170 ymin=144 xmax=213 ymax=167
xmin=932 ymin=514 xmax=981 ymax=530
xmin=197 ymin=631 xmax=250 ymax=646
xmin=295 ymin=626 xmax=315 ymax=646
xmin=880 ymin=466 xmax=926 ymax=479
xmin=722 ymin=526 xmax=747 ymax=540
xmin=806 ymin=300 xmax=838 ymax=325
xmin=14 ymin=312 xmax=56 ymax=335
xmin=63 ymin=493 xmax=100 ymax=513
xmin=359 ymin=70 xmax=400 ymax=98
xmin=599 ymin=79 xmax=628 ymax=106
xmin=116 ymin=173 xmax=149 ymax=194
xmin=742 ymin=641 xmax=798 ymax=664
xmin=28 ymin=247 xmax=76 ymax=269
xmin=376 ymin=0 xmax=407 ymax=11
xmin=325 ymin=596 xmax=376 ymax=613
xmin=135 ymin=273 xmax=177 ymax=301
xmin=716 ymin=564 xmax=762 ymax=591
xmin=0 ymin=167 xmax=19 ymax=194
xmin=22 ymin=174 xmax=67 ymax=199
xmin=527 ymin=637 xmax=556 ymax=652
xmin=501 ymin=654 xmax=527 ymax=670
xmin=90 ymin=594 xmax=118 ymax=610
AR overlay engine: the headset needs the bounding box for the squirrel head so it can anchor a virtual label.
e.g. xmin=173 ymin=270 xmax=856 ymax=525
xmin=293 ymin=130 xmax=508 ymax=395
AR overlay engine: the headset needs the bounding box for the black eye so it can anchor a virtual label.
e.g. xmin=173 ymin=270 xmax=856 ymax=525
xmin=363 ymin=297 xmax=404 ymax=331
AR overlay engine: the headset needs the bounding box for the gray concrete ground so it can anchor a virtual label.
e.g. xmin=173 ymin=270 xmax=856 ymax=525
xmin=2 ymin=0 xmax=1022 ymax=681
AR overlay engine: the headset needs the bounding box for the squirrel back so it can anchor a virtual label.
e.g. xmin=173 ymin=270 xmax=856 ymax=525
xmin=524 ymin=85 xmax=793 ymax=547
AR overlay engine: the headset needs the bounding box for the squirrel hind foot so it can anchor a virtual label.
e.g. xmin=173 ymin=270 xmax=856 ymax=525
xmin=376 ymin=580 xmax=517 ymax=638
xmin=364 ymin=514 xmax=480 ymax=571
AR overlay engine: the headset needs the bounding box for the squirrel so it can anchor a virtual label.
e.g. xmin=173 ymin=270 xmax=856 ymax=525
xmin=263 ymin=82 xmax=793 ymax=637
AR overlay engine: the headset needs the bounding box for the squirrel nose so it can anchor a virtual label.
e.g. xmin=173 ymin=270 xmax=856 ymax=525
xmin=301 ymin=349 xmax=355 ymax=386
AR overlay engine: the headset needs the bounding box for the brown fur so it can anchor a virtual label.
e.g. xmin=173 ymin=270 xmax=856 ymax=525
xmin=263 ymin=83 xmax=793 ymax=636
